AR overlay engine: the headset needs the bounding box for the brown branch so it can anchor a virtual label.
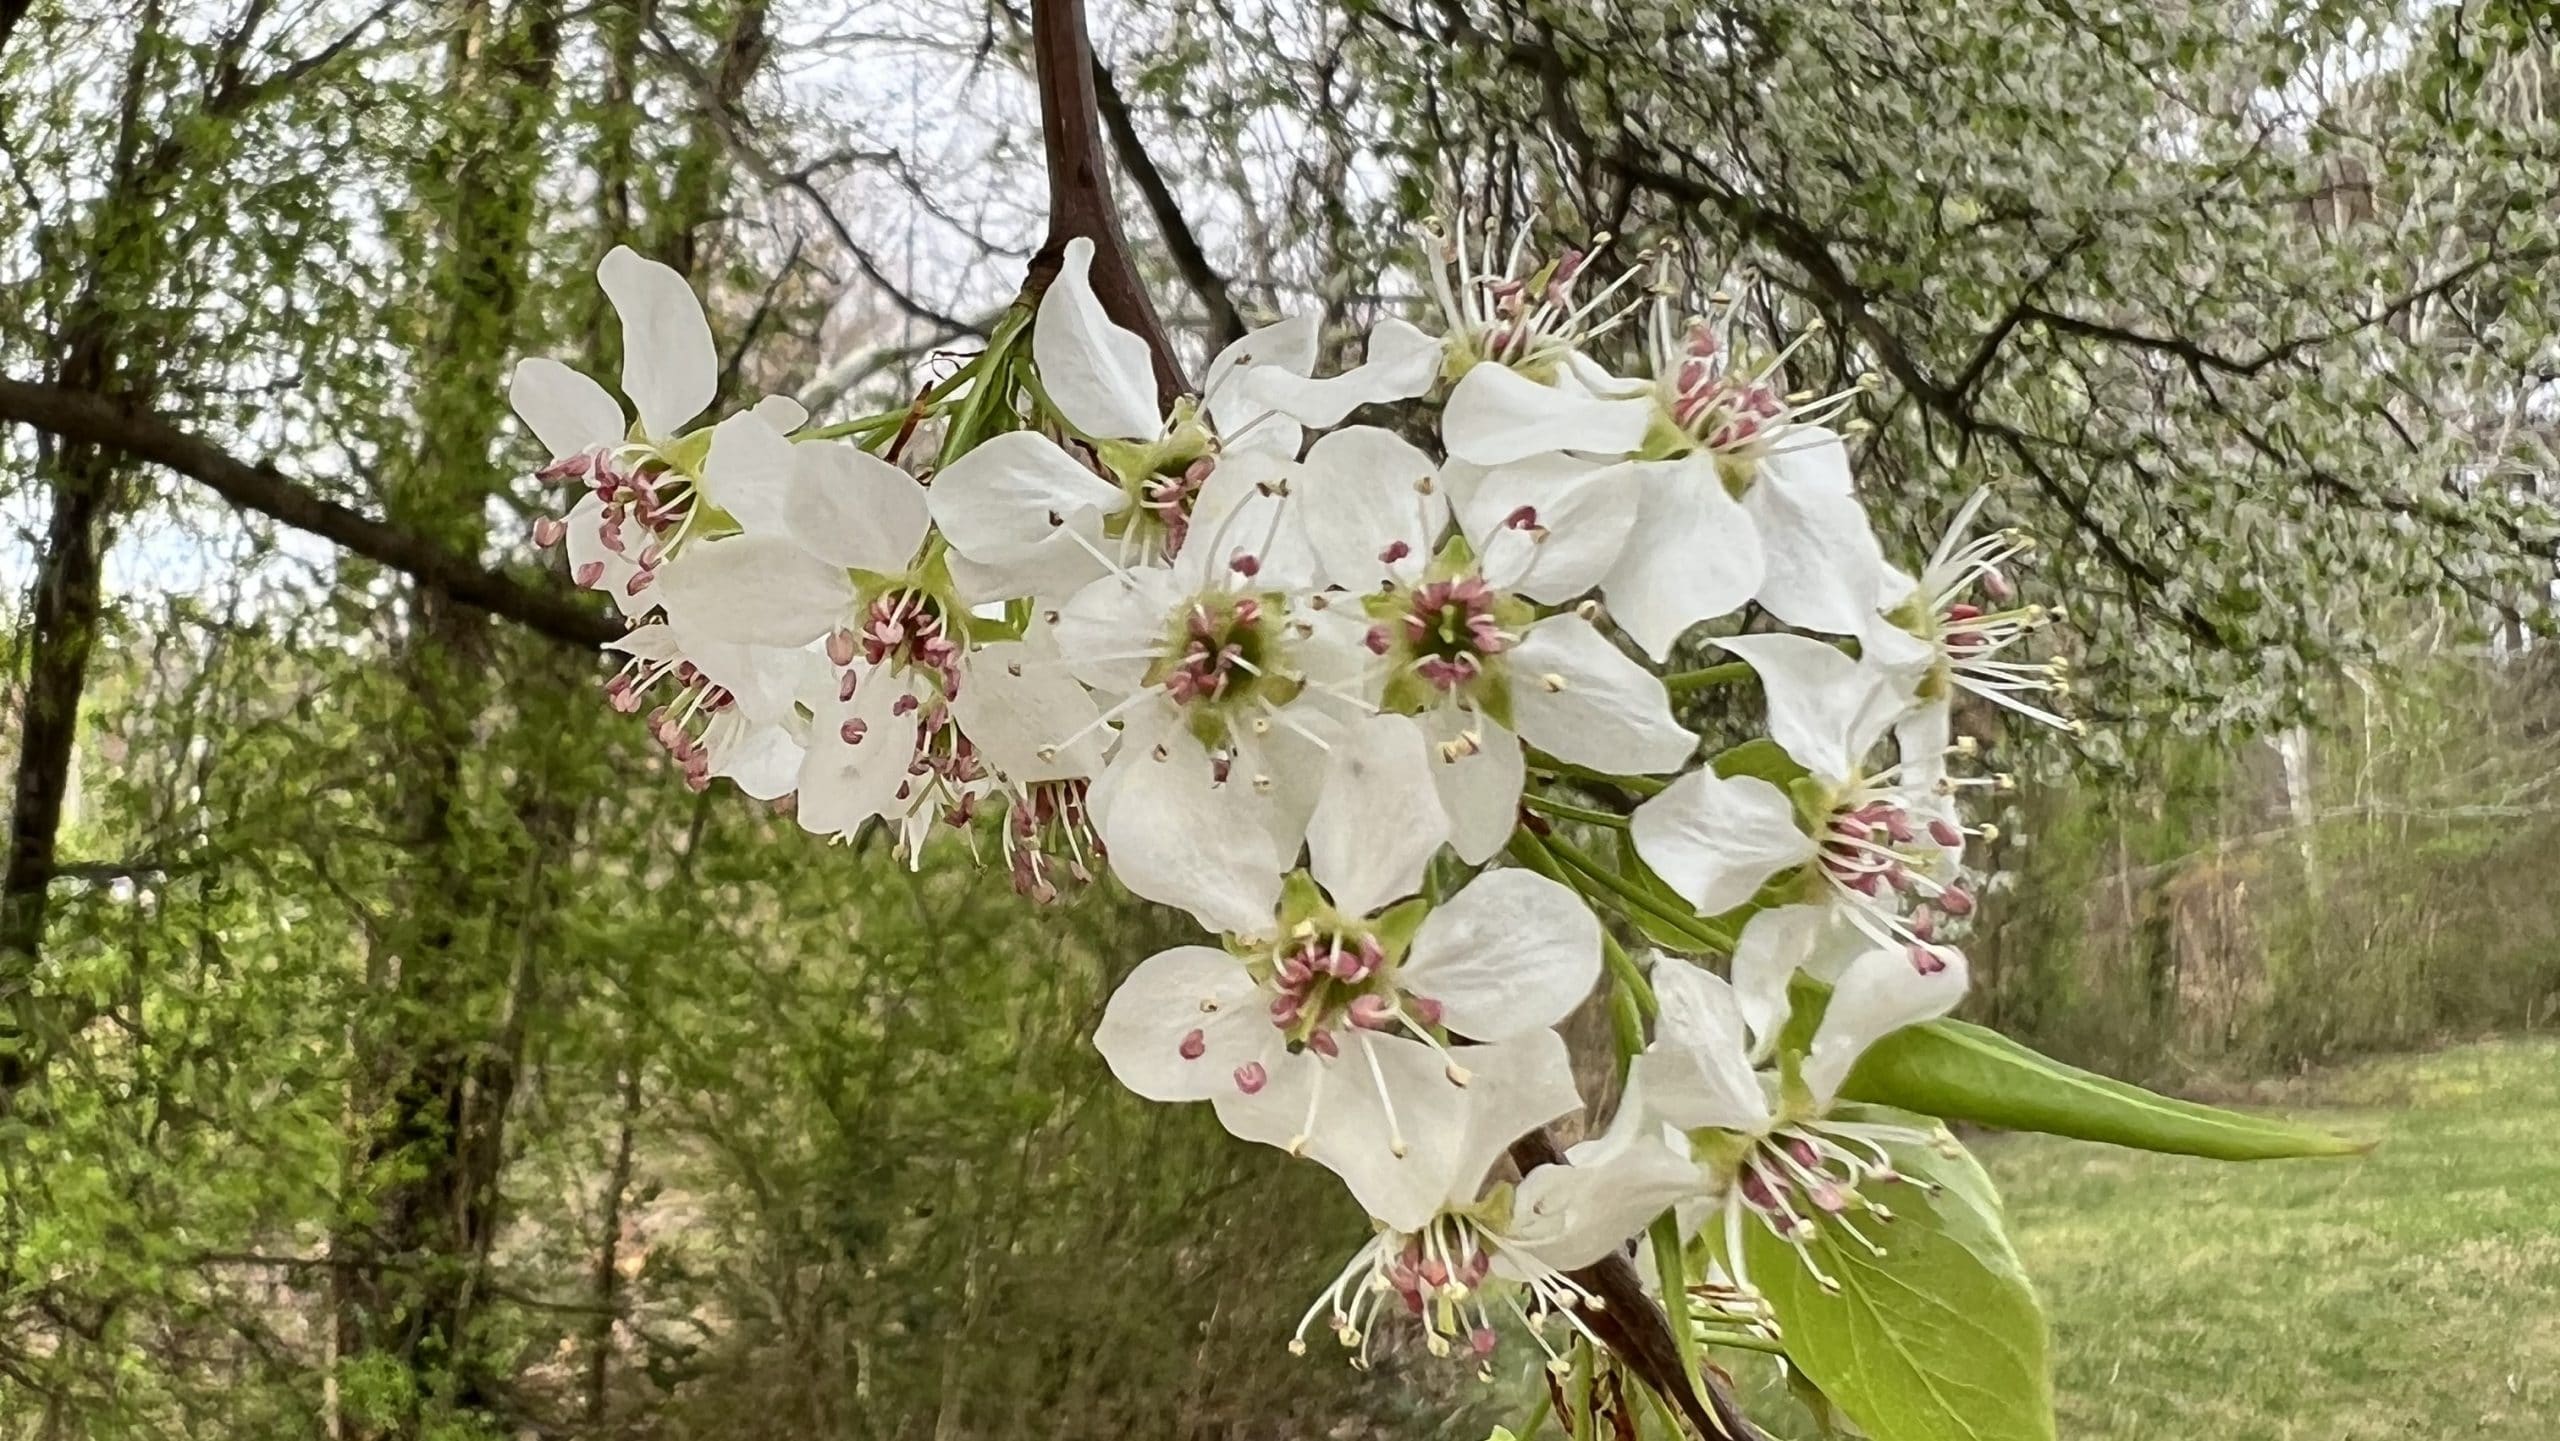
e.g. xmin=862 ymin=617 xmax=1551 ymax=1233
xmin=0 ymin=380 xmax=619 ymax=649
xmin=1089 ymin=53 xmax=1245 ymax=347
xmin=1512 ymin=1131 xmax=1772 ymax=1441
xmin=1026 ymin=0 xmax=1187 ymax=403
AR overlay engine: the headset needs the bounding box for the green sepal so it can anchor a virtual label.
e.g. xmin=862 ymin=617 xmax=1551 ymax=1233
xmin=1276 ymin=870 xmax=1327 ymax=923
xmin=1369 ymin=895 xmax=1432 ymax=962
xmin=654 ymin=425 xmax=714 ymax=475
xmin=1709 ymin=737 xmax=1809 ymax=787
xmin=1772 ymin=970 xmax=1830 ymax=1116
xmin=1839 ymin=1019 xmax=2371 ymax=1161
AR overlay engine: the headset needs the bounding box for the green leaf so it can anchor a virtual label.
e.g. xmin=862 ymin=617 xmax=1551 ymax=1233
xmin=1744 ymin=1151 xmax=2054 ymax=1441
xmin=1839 ymin=1018 xmax=2370 ymax=1161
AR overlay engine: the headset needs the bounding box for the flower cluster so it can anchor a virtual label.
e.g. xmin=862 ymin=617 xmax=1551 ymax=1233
xmin=509 ymin=229 xmax=2066 ymax=1379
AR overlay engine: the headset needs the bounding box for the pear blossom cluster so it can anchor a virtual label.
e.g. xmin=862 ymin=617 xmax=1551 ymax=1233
xmin=508 ymin=227 xmax=2069 ymax=1381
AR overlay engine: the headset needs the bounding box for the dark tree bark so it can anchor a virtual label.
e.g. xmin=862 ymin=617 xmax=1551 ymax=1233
xmin=1026 ymin=0 xmax=1187 ymax=404
xmin=0 ymin=380 xmax=619 ymax=649
xmin=0 ymin=0 xmax=172 ymax=1100
xmin=329 ymin=3 xmax=567 ymax=1432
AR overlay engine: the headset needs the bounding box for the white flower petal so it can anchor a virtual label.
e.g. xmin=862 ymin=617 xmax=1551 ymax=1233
xmin=927 ymin=431 xmax=1128 ymax=559
xmin=953 ymin=648 xmax=1104 ymax=785
xmin=1244 ymin=697 xmax=1343 ymax=860
xmin=1634 ymin=958 xmax=1774 ymax=1133
xmin=1509 ymin=1127 xmax=1700 ymax=1271
xmin=1860 ymin=611 xmax=1940 ymax=701
xmin=1743 ymin=433 xmax=1889 ymax=634
xmin=1215 ymin=1037 xmax=1464 ymax=1232
xmin=1630 ymin=770 xmax=1818 ymax=916
xmin=1054 ymin=567 xmax=1184 ymax=695
xmin=1729 ymin=903 xmax=1866 ymax=1052
xmin=599 ymin=245 xmax=717 ymax=439
xmin=944 ymin=536 xmax=1110 ymax=607
xmin=1713 ymin=632 xmax=1901 ymax=787
xmin=699 ymin=412 xmax=798 ymax=535
xmin=1092 ymin=724 xmax=1289 ymax=936
xmin=1402 ymin=869 xmax=1599 ymax=1040
xmin=1440 ymin=1028 xmax=1584 ymax=1211
xmin=1306 ymin=713 xmax=1448 ymax=917
xmin=564 ymin=492 xmax=652 ymax=617
xmin=1234 ymin=316 xmax=1443 ymax=428
xmin=1505 ymin=614 xmax=1696 ymax=773
xmin=795 ymin=670 xmax=920 ymax=837
xmin=1443 ymin=361 xmax=1654 ymax=466
xmin=713 ymin=723 xmax=806 ymax=801
xmin=1094 ymin=946 xmax=1271 ymax=1101
xmin=1456 ymin=453 xmax=1640 ymax=603
xmin=1034 ymin=236 xmax=1162 ymax=441
xmin=1203 ymin=312 xmax=1317 ymax=454
xmin=1599 ymin=456 xmax=1766 ymax=661
xmin=751 ymin=393 xmax=808 ymax=434
xmin=1801 ymin=945 xmax=1969 ymax=1107
xmin=1421 ymin=708 xmax=1524 ymax=865
xmin=1185 ymin=448 xmax=1318 ymax=593
xmin=509 ymin=358 xmax=625 ymax=459
xmin=785 ymin=439 xmax=931 ymax=574
xmin=656 ymin=534 xmax=852 ymax=649
xmin=1894 ymin=704 xmax=1965 ymax=868
xmin=1296 ymin=425 xmax=1446 ymax=591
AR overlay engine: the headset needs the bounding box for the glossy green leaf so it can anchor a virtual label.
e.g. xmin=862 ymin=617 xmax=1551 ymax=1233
xmin=1840 ymin=1018 xmax=2370 ymax=1161
xmin=1745 ymin=1146 xmax=2054 ymax=1441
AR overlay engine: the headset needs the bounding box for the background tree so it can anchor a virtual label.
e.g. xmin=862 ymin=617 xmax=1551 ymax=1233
xmin=1 ymin=1 xmax=2555 ymax=1438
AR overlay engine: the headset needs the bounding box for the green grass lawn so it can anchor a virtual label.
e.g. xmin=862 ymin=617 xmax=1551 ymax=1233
xmin=1985 ymin=1037 xmax=2560 ymax=1438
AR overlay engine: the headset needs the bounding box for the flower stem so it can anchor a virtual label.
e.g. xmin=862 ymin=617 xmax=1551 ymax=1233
xmin=1520 ymin=792 xmax=1631 ymax=829
xmin=1649 ymin=1213 xmax=1707 ymax=1416
xmin=1526 ymin=757 xmax=1668 ymax=796
xmin=1541 ymin=833 xmax=1736 ymax=955
xmin=1663 ymin=659 xmax=1756 ymax=693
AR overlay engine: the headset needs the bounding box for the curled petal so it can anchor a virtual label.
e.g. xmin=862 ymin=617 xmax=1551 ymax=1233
xmin=1232 ymin=316 xmax=1442 ymax=429
xmin=1801 ymin=945 xmax=1970 ymax=1107
xmin=699 ymin=412 xmax=798 ymax=536
xmin=509 ymin=358 xmax=624 ymax=459
xmin=1442 ymin=361 xmax=1652 ymax=466
xmin=1034 ymin=236 xmax=1163 ymax=441
xmin=1713 ymin=632 xmax=1901 ymax=788
xmin=599 ymin=245 xmax=717 ymax=439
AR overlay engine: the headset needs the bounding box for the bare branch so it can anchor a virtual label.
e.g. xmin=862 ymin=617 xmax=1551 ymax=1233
xmin=1027 ymin=0 xmax=1186 ymax=401
xmin=0 ymin=380 xmax=619 ymax=649
xmin=1090 ymin=53 xmax=1245 ymax=347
